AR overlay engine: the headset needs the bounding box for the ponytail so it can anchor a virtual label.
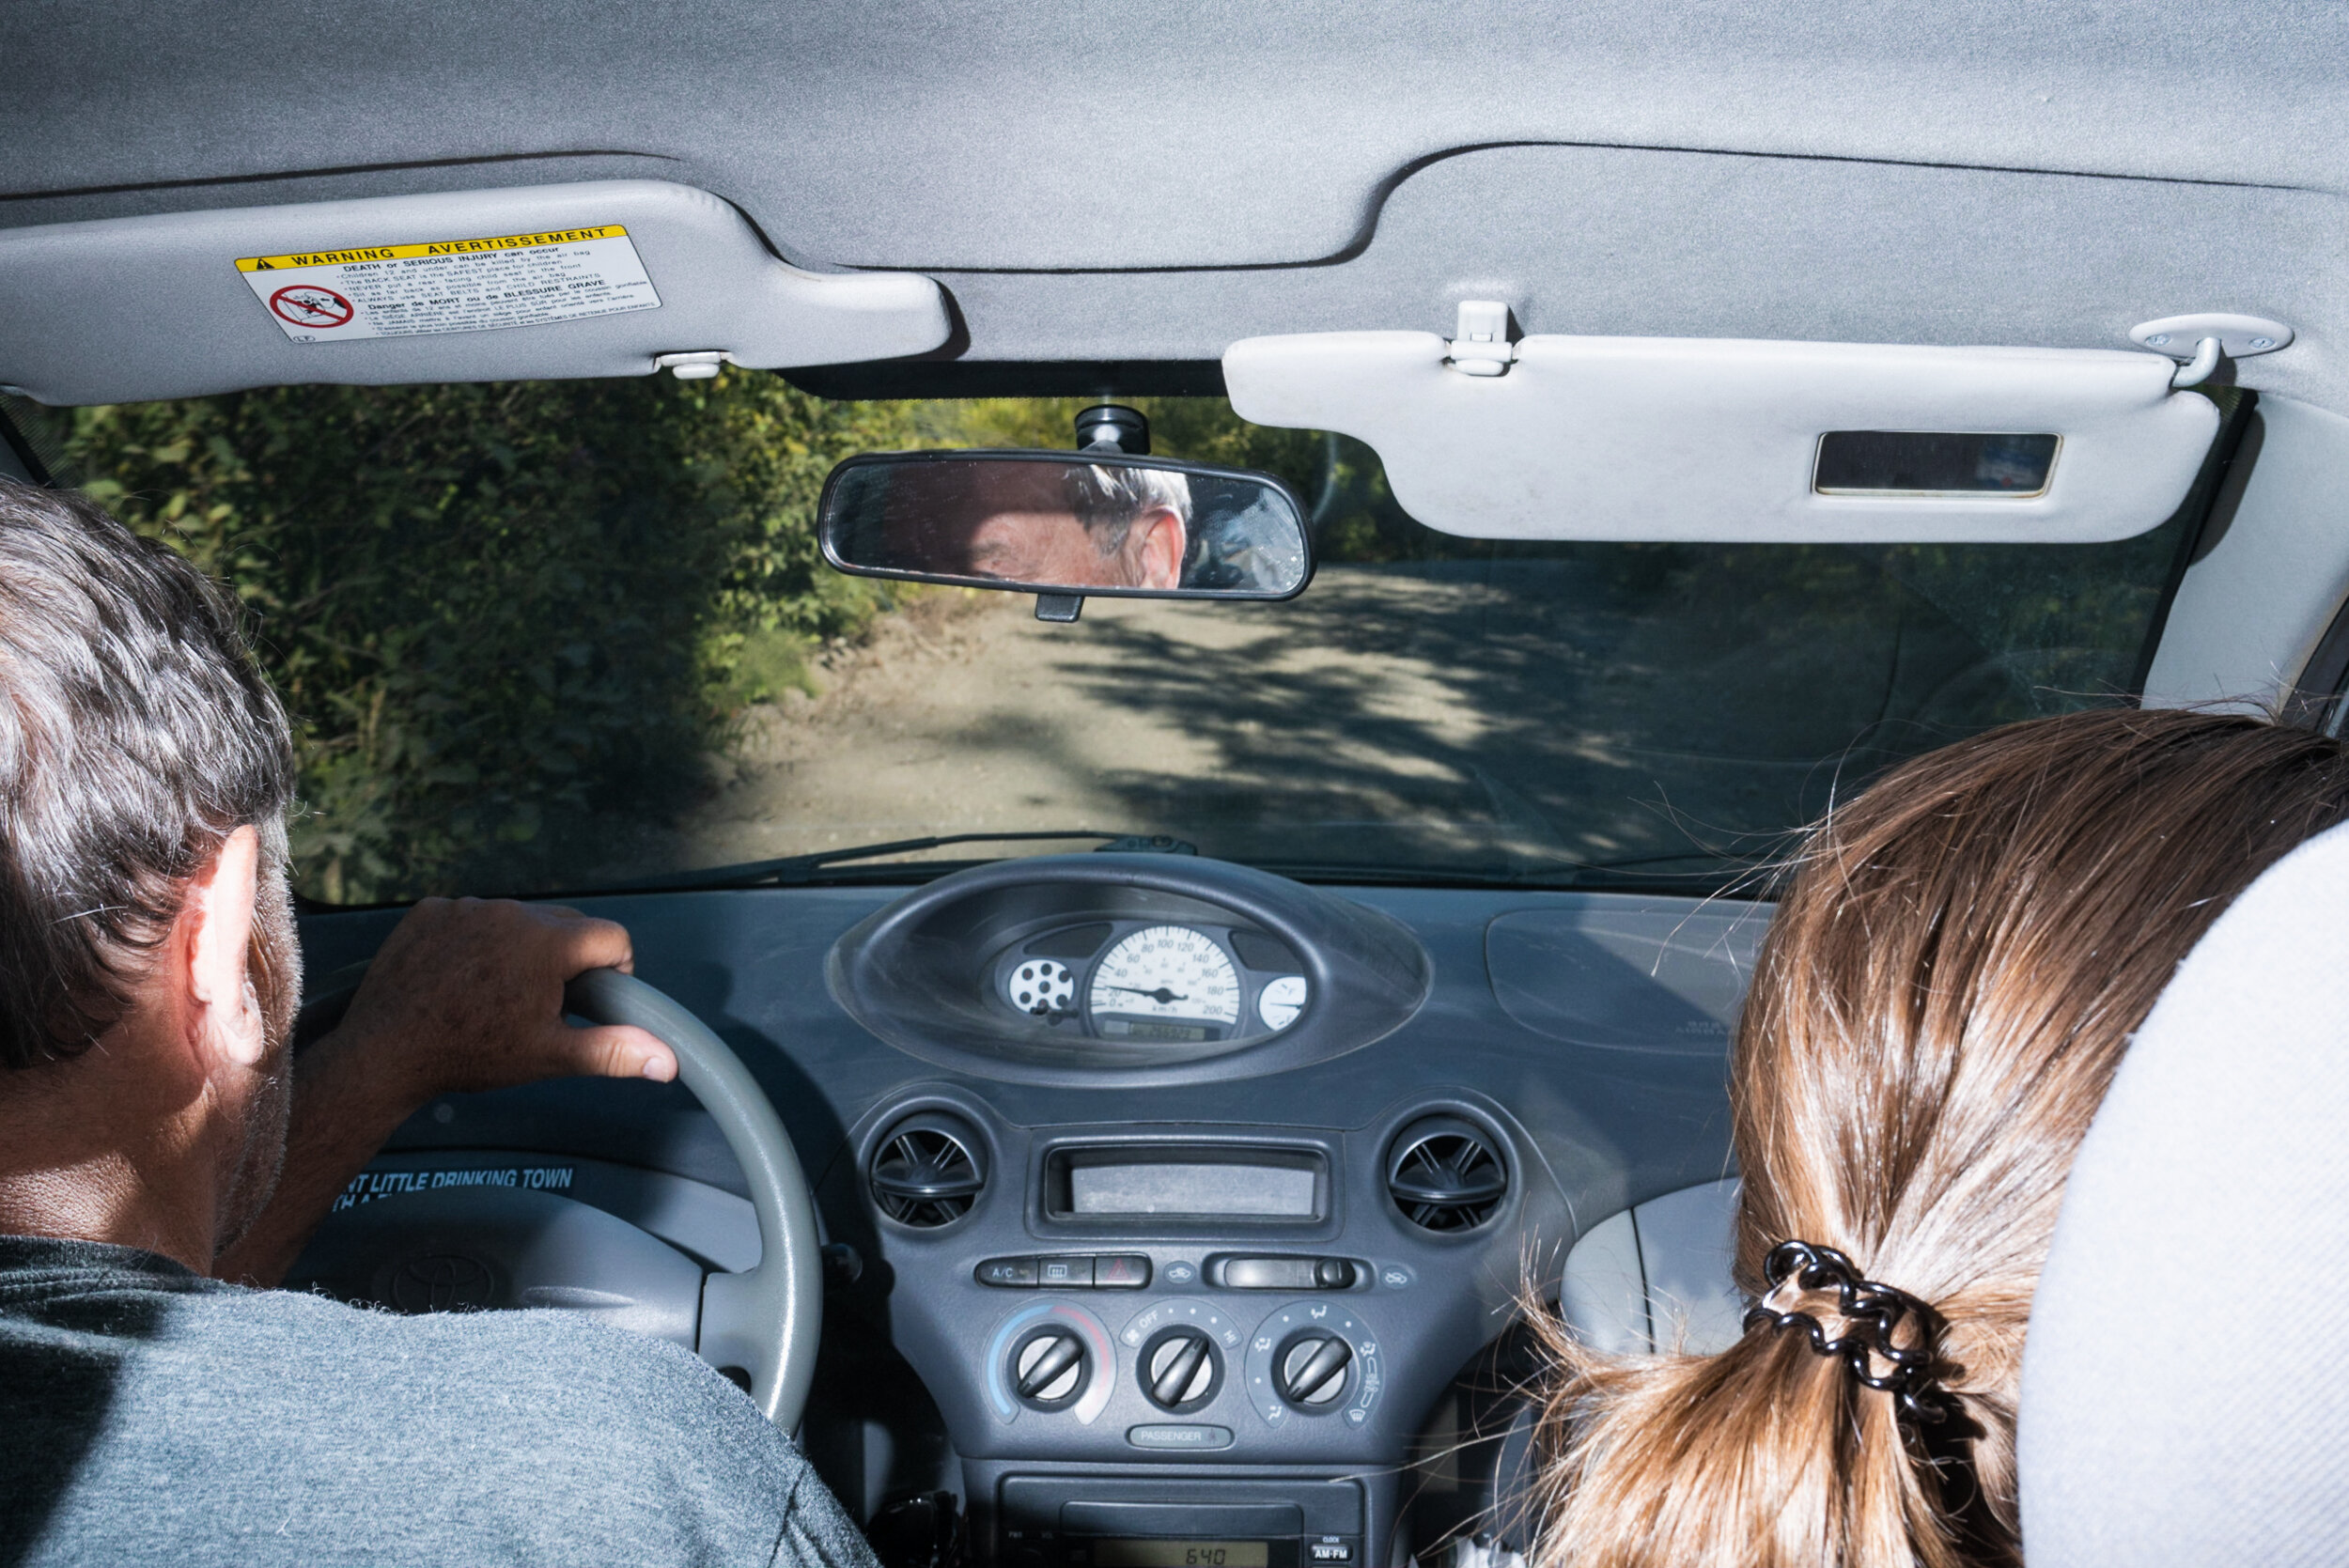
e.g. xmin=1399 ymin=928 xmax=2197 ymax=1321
xmin=1524 ymin=709 xmax=2349 ymax=1568
xmin=1529 ymin=1289 xmax=1978 ymax=1568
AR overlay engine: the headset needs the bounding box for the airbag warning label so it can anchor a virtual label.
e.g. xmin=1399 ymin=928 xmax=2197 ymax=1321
xmin=235 ymin=225 xmax=660 ymax=344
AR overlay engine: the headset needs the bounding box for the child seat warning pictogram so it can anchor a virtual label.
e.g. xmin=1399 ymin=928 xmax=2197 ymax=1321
xmin=235 ymin=224 xmax=661 ymax=344
xmin=269 ymin=285 xmax=354 ymax=330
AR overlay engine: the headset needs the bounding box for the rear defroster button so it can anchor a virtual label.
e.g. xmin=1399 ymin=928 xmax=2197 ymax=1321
xmin=1037 ymin=1255 xmax=1095 ymax=1287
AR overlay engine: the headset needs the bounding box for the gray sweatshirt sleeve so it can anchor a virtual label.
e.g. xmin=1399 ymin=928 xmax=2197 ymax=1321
xmin=3 ymin=1247 xmax=882 ymax=1568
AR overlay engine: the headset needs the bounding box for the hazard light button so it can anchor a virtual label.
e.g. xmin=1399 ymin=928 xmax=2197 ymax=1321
xmin=1095 ymin=1254 xmax=1150 ymax=1288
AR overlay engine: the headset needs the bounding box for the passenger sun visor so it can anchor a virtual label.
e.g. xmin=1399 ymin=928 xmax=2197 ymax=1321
xmin=0 ymin=179 xmax=950 ymax=405
xmin=1223 ymin=331 xmax=2220 ymax=543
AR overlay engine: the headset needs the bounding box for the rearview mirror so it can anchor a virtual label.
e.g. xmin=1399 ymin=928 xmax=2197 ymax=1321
xmin=817 ymin=451 xmax=1312 ymax=603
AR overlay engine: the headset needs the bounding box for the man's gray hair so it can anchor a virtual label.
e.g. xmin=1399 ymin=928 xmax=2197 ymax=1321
xmin=1067 ymin=464 xmax=1192 ymax=554
xmin=0 ymin=479 xmax=295 ymax=1069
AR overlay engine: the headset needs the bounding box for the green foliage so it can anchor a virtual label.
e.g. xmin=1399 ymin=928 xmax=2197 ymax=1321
xmin=934 ymin=397 xmax=1443 ymax=566
xmin=937 ymin=396 xmax=1328 ymax=497
xmin=705 ymin=623 xmax=821 ymax=709
xmin=61 ymin=382 xmax=1358 ymax=904
xmin=64 ymin=373 xmax=927 ymax=902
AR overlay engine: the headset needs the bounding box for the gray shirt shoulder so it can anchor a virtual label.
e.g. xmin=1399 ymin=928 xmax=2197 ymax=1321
xmin=1 ymin=1236 xmax=878 ymax=1568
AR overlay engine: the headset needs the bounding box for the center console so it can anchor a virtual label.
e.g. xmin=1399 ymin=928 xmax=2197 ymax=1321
xmin=817 ymin=858 xmax=1587 ymax=1566
xmin=841 ymin=1100 xmax=1564 ymax=1568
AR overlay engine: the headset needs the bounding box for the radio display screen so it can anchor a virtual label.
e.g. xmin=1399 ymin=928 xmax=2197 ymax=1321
xmin=1095 ymin=1543 xmax=1270 ymax=1568
xmin=1067 ymin=1161 xmax=1318 ymax=1218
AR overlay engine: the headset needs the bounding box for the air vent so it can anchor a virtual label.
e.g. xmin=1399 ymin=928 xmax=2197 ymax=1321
xmin=869 ymin=1114 xmax=987 ymax=1228
xmin=1386 ymin=1116 xmax=1507 ymax=1234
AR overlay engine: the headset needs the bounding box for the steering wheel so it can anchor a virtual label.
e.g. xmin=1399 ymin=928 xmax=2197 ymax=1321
xmin=560 ymin=969 xmax=823 ymax=1429
xmin=294 ymin=966 xmax=822 ymax=1429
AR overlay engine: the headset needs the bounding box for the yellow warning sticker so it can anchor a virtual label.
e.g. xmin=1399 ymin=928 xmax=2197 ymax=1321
xmin=234 ymin=224 xmax=660 ymax=344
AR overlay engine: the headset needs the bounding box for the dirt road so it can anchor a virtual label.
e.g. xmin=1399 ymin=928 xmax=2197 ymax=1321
xmin=673 ymin=557 xmax=1967 ymax=877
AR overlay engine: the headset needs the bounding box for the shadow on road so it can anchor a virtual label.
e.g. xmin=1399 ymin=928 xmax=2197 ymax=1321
xmin=687 ymin=531 xmax=2177 ymax=883
xmin=1044 ymin=551 xmax=2082 ymax=873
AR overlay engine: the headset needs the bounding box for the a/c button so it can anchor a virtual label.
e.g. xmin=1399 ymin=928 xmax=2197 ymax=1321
xmin=1126 ymin=1423 xmax=1235 ymax=1452
xmin=974 ymin=1257 xmax=1037 ymax=1287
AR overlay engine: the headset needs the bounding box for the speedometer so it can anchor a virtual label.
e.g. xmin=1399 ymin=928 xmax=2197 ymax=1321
xmin=1088 ymin=925 xmax=1242 ymax=1033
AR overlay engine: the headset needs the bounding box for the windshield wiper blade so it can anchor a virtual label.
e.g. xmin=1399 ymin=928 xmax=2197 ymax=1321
xmin=622 ymin=831 xmax=1198 ymax=892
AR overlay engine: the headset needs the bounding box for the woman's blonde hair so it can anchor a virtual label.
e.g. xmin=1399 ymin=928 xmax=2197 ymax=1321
xmin=1531 ymin=707 xmax=2349 ymax=1568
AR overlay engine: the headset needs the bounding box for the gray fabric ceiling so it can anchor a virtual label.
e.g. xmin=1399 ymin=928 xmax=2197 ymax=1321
xmin=6 ymin=1 xmax=2345 ymax=408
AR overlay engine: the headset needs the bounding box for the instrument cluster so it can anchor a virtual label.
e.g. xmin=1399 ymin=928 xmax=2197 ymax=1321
xmin=994 ymin=922 xmax=1312 ymax=1044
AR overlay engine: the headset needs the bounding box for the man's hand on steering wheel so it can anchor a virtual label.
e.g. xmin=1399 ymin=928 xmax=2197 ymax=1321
xmin=212 ymin=898 xmax=677 ymax=1287
xmin=334 ymin=898 xmax=678 ymax=1096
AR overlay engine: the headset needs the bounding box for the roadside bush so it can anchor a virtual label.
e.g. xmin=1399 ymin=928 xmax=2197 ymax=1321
xmin=61 ymin=373 xmax=924 ymax=902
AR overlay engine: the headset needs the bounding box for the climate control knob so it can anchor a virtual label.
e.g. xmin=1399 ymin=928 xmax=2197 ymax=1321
xmin=1011 ymin=1326 xmax=1090 ymax=1409
xmin=1242 ymin=1300 xmax=1381 ymax=1428
xmin=1142 ymin=1327 xmax=1222 ymax=1412
xmin=1276 ymin=1331 xmax=1355 ymax=1407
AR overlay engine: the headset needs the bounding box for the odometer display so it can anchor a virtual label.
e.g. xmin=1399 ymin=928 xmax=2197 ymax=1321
xmin=1087 ymin=925 xmax=1242 ymax=1030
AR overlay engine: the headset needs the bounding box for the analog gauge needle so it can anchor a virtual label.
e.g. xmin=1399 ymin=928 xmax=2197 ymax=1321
xmin=1087 ymin=926 xmax=1242 ymax=1027
xmin=1097 ymin=985 xmax=1189 ymax=1004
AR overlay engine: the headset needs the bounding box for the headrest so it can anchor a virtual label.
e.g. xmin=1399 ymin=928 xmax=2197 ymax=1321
xmin=2018 ymin=819 xmax=2349 ymax=1562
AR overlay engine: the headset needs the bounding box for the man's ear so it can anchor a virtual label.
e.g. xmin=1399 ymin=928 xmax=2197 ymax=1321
xmin=1134 ymin=508 xmax=1188 ymax=590
xmin=182 ymin=826 xmax=264 ymax=1067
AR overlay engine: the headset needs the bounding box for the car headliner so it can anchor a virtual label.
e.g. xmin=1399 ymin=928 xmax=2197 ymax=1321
xmin=5 ymin=2 xmax=2347 ymax=415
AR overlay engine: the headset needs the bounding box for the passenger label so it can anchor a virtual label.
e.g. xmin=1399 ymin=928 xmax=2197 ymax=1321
xmin=234 ymin=225 xmax=660 ymax=344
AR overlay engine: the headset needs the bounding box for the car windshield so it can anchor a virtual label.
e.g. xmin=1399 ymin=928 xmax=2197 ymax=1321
xmin=27 ymin=380 xmax=2223 ymax=903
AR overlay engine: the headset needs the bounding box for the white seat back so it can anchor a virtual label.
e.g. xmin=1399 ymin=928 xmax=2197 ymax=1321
xmin=2019 ymin=820 xmax=2349 ymax=1563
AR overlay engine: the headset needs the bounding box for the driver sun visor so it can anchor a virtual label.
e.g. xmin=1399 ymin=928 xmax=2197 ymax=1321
xmin=0 ymin=179 xmax=951 ymax=406
xmin=1223 ymin=331 xmax=2220 ymax=543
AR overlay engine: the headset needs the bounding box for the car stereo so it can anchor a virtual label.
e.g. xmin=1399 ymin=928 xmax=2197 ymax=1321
xmin=997 ymin=1478 xmax=1363 ymax=1568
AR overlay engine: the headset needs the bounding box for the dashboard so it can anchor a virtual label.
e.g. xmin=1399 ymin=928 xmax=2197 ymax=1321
xmin=288 ymin=854 xmax=1766 ymax=1567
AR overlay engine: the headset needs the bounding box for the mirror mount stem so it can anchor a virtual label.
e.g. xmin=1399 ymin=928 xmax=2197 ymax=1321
xmin=1039 ymin=404 xmax=1148 ymax=616
xmin=1075 ymin=404 xmax=1149 ymax=456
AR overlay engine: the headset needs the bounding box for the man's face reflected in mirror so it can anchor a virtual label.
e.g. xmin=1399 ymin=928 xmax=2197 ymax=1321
xmin=879 ymin=460 xmax=1192 ymax=591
